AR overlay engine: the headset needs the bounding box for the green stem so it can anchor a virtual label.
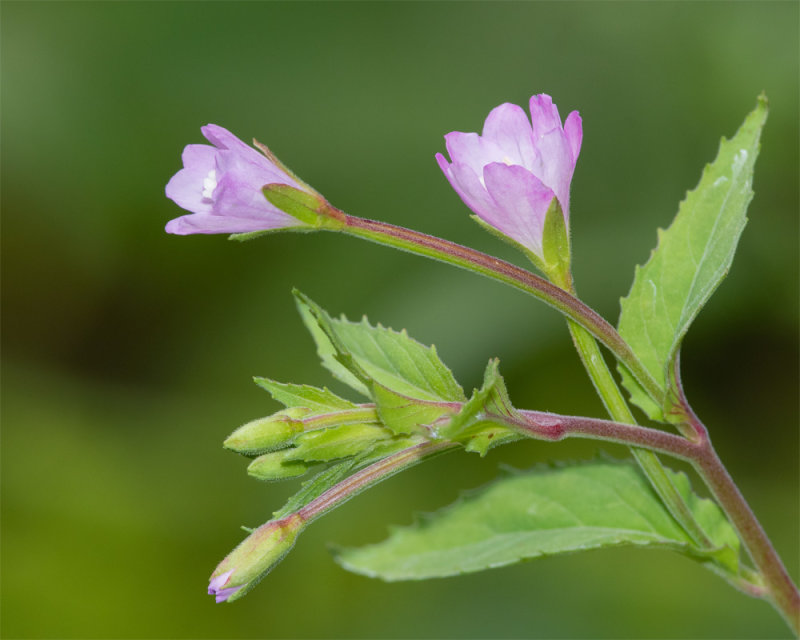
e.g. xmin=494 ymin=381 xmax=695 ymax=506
xmin=297 ymin=441 xmax=455 ymax=523
xmin=336 ymin=212 xmax=664 ymax=404
xmin=565 ymin=320 xmax=713 ymax=548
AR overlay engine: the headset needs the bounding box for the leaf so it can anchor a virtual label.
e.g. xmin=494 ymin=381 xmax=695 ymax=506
xmin=297 ymin=295 xmax=370 ymax=397
xmin=295 ymin=291 xmax=466 ymax=402
xmin=336 ymin=460 xmax=739 ymax=580
xmin=253 ymin=378 xmax=359 ymax=412
xmin=618 ymin=97 xmax=768 ymax=420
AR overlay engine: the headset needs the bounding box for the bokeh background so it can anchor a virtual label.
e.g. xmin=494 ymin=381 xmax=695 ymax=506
xmin=2 ymin=2 xmax=798 ymax=638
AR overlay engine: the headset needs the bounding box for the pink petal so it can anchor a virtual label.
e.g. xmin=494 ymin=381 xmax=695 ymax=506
xmin=528 ymin=94 xmax=562 ymax=139
xmin=164 ymin=145 xmax=217 ymax=214
xmin=482 ymin=103 xmax=536 ymax=168
xmin=482 ymin=162 xmax=555 ymax=256
xmin=563 ymin=111 xmax=583 ymax=163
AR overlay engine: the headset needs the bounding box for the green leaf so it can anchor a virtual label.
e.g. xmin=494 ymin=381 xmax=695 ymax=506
xmin=295 ymin=291 xmax=466 ymax=402
xmin=336 ymin=460 xmax=739 ymax=580
xmin=254 ymin=378 xmax=359 ymax=412
xmin=618 ymin=97 xmax=768 ymax=420
xmin=297 ymin=294 xmax=370 ymax=397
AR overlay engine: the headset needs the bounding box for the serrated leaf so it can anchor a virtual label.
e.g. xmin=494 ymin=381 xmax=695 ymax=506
xmin=336 ymin=460 xmax=740 ymax=580
xmin=618 ymin=97 xmax=767 ymax=419
xmin=297 ymin=295 xmax=370 ymax=396
xmin=295 ymin=291 xmax=465 ymax=402
xmin=254 ymin=378 xmax=359 ymax=412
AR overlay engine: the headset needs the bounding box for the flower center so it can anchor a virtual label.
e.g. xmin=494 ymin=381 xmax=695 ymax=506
xmin=202 ymin=170 xmax=217 ymax=201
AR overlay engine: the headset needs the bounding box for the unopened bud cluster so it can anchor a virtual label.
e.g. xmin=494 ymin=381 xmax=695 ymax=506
xmin=225 ymin=403 xmax=393 ymax=481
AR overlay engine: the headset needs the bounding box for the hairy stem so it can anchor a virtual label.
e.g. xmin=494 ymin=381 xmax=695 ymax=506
xmin=336 ymin=212 xmax=664 ymax=404
xmin=297 ymin=441 xmax=455 ymax=523
xmin=692 ymin=440 xmax=800 ymax=634
xmin=565 ymin=320 xmax=714 ymax=549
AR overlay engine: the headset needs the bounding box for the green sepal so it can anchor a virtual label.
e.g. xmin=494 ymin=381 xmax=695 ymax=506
xmin=540 ymin=198 xmax=572 ymax=288
xmin=285 ymin=423 xmax=394 ymax=463
xmin=618 ymin=96 xmax=768 ymax=421
xmin=261 ymin=184 xmax=339 ymax=228
xmin=372 ymin=383 xmax=457 ymax=436
xmin=248 ymin=448 xmax=314 ymax=482
xmin=295 ymin=291 xmax=466 ymax=402
xmin=252 ymin=139 xmax=319 ymax=195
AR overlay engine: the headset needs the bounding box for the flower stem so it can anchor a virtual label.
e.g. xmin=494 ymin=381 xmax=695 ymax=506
xmin=335 ymin=212 xmax=664 ymax=405
xmin=297 ymin=441 xmax=456 ymax=524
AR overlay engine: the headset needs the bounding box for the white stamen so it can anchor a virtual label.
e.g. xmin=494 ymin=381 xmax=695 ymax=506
xmin=202 ymin=170 xmax=217 ymax=200
xmin=502 ymin=155 xmax=514 ymax=166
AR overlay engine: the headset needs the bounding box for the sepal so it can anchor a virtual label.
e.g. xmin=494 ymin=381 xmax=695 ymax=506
xmin=540 ymin=198 xmax=572 ymax=288
xmin=262 ymin=184 xmax=345 ymax=229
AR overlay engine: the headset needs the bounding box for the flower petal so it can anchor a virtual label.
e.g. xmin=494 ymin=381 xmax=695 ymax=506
xmin=528 ymin=94 xmax=562 ymax=139
xmin=164 ymin=145 xmax=217 ymax=214
xmin=165 ymin=211 xmax=299 ymax=235
xmin=482 ymin=162 xmax=555 ymax=256
xmin=563 ymin=111 xmax=583 ymax=164
xmin=482 ymin=103 xmax=536 ymax=169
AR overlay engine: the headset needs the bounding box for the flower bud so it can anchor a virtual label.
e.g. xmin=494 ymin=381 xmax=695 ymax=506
xmin=208 ymin=514 xmax=305 ymax=603
xmin=247 ymin=448 xmax=312 ymax=481
xmin=224 ymin=408 xmax=309 ymax=455
xmin=436 ymin=94 xmax=581 ymax=268
xmin=165 ymin=124 xmax=326 ymax=235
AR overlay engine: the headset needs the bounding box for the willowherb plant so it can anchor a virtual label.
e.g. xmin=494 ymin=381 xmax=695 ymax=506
xmin=164 ymin=94 xmax=798 ymax=634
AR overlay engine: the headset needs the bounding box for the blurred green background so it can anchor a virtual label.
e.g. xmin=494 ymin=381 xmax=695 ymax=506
xmin=2 ymin=2 xmax=797 ymax=638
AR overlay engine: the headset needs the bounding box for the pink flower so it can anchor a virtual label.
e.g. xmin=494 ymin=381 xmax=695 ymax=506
xmin=165 ymin=125 xmax=312 ymax=235
xmin=436 ymin=94 xmax=582 ymax=259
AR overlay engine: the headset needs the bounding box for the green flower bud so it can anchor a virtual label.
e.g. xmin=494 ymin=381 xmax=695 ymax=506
xmin=224 ymin=408 xmax=310 ymax=455
xmin=248 ymin=448 xmax=311 ymax=481
xmin=208 ymin=514 xmax=305 ymax=603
